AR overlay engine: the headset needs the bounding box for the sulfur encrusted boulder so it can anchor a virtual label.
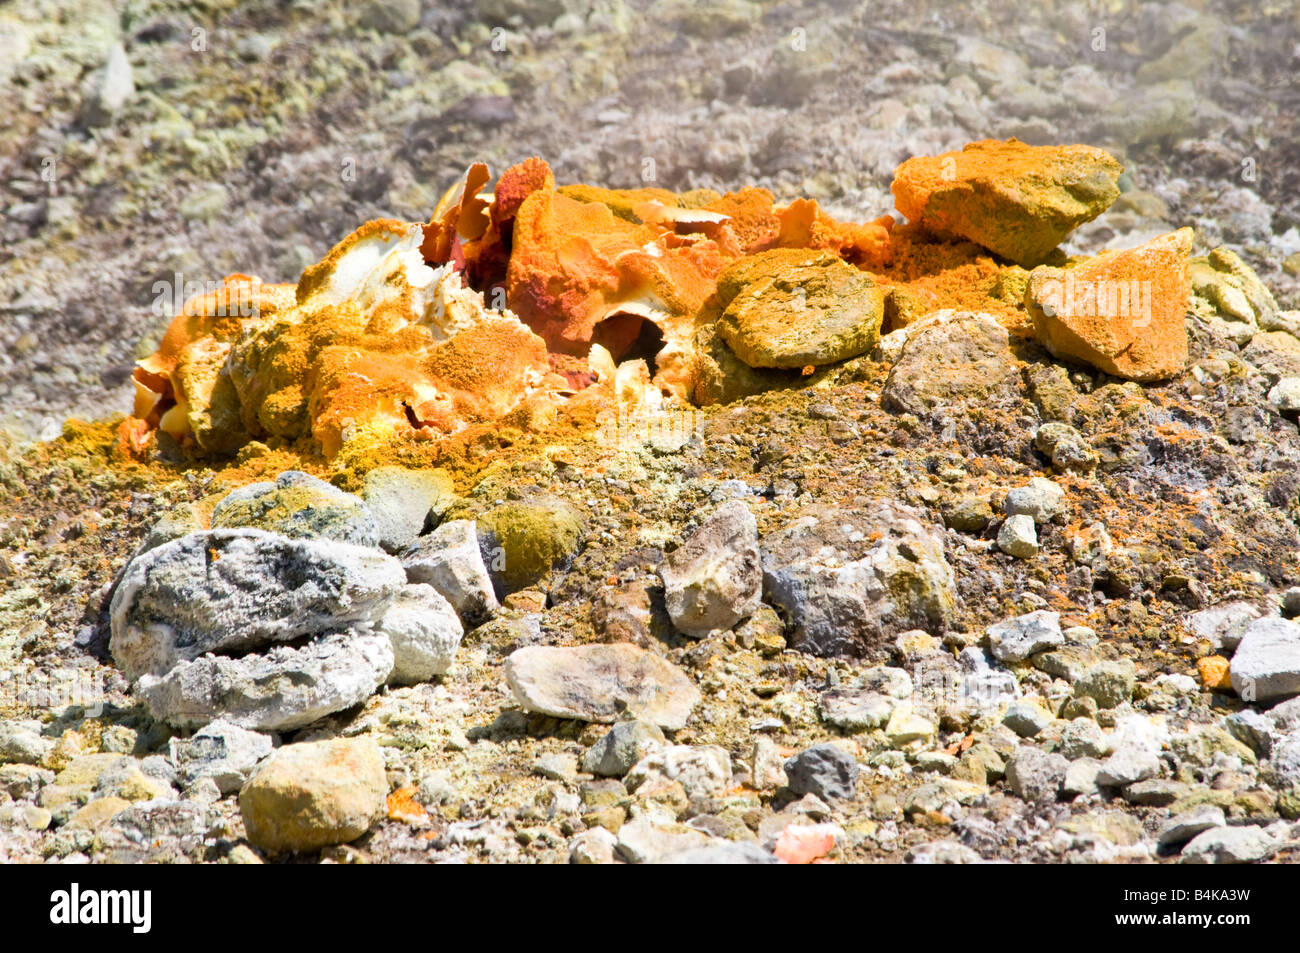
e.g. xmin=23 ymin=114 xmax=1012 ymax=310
xmin=717 ymin=256 xmax=884 ymax=369
xmin=1025 ymin=228 xmax=1192 ymax=382
xmin=892 ymin=138 xmax=1123 ymax=268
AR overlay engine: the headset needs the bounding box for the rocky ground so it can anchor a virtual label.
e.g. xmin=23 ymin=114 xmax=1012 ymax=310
xmin=5 ymin=0 xmax=1300 ymax=865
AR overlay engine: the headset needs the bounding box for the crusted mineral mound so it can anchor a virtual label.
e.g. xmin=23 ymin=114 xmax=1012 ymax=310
xmin=125 ymin=141 xmax=1174 ymax=463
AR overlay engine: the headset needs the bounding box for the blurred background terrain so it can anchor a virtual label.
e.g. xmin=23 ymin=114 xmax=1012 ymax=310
xmin=2 ymin=0 xmax=1298 ymax=441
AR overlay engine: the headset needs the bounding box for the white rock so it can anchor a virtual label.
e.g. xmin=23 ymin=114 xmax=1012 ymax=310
xmin=568 ymin=826 xmax=619 ymax=864
xmin=1003 ymin=477 xmax=1065 ymax=523
xmin=1097 ymin=716 xmax=1167 ymax=787
xmin=616 ymin=817 xmax=712 ymax=864
xmin=1267 ymin=377 xmax=1300 ymax=414
xmin=136 ymin=630 xmax=394 ymax=731
xmin=1180 ymin=825 xmax=1275 ymax=864
xmin=986 ymin=610 xmax=1063 ymax=663
xmin=110 ymin=529 xmax=405 ymax=681
xmin=1230 ymin=617 xmax=1300 ymax=703
xmin=659 ymin=500 xmax=762 ymax=637
xmin=1184 ymin=601 xmax=1263 ymax=652
xmin=1157 ymin=806 xmax=1226 ymax=849
xmin=997 ymin=514 xmax=1039 ymax=558
xmin=81 ymin=43 xmax=134 ymax=126
xmin=402 ymin=519 xmax=499 ymax=626
xmin=170 ymin=720 xmax=274 ymax=794
xmin=377 ymin=584 xmax=464 ymax=684
xmin=1062 ymin=757 xmax=1105 ymax=797
xmin=625 ymin=745 xmax=732 ymax=800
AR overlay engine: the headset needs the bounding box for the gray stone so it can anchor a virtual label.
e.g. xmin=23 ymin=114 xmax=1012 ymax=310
xmin=110 ymin=529 xmax=405 ymax=680
xmin=504 ymin=643 xmax=700 ymax=730
xmin=1121 ymin=779 xmax=1187 ymax=807
xmin=616 ymin=816 xmax=712 ymax=864
xmin=568 ymin=827 xmax=619 ymax=864
xmin=997 ymin=514 xmax=1039 ymax=558
xmin=859 ymin=666 xmax=914 ymax=698
xmin=818 ymin=688 xmax=894 ymax=732
xmin=783 ymin=744 xmax=859 ymax=801
xmin=581 ymin=721 xmax=666 ymax=778
xmin=1004 ymin=477 xmax=1065 ymax=524
xmin=904 ymin=839 xmax=981 ymax=864
xmin=1157 ymin=806 xmax=1226 ymax=848
xmin=986 ymin=610 xmax=1064 ymax=663
xmin=1180 ymin=825 xmax=1275 ymax=864
xmin=136 ymin=629 xmax=394 ymax=731
xmin=1059 ymin=718 xmax=1112 ymax=760
xmin=1097 ymin=741 xmax=1163 ymax=788
xmin=880 ymin=312 xmax=1022 ymax=419
xmin=211 ymin=471 xmax=381 ymax=547
xmin=748 ymin=736 xmax=788 ymax=791
xmin=1265 ymin=731 xmax=1300 ymax=788
xmin=361 ymin=466 xmax=455 ymax=553
xmin=1224 ymin=709 xmax=1277 ymax=758
xmin=1003 ymin=700 xmax=1053 ymax=738
xmin=660 ymin=500 xmax=762 ymax=637
xmin=377 ymin=584 xmax=463 ymax=685
xmin=402 ymin=519 xmax=500 ymax=626
xmin=761 ymin=501 xmax=957 ymax=657
xmin=0 ymin=764 xmax=53 ymax=800
xmin=533 ymin=753 xmax=578 ymax=783
xmin=170 ymin=720 xmax=273 ymax=794
xmin=1231 ymin=617 xmax=1300 ymax=703
xmin=1270 ymin=696 xmax=1300 ymax=733
xmin=1034 ymin=422 xmax=1098 ymax=474
xmin=1005 ymin=746 xmax=1067 ymax=802
xmin=658 ymin=841 xmax=780 ymax=864
xmin=1267 ymin=378 xmax=1300 ymax=414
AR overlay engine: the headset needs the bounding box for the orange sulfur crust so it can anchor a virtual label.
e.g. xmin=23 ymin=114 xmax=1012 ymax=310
xmin=121 ymin=140 xmax=1183 ymax=466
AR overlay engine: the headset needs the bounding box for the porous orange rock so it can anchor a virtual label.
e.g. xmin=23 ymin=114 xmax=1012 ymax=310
xmin=1197 ymin=655 xmax=1232 ymax=692
xmin=129 ymin=275 xmax=296 ymax=454
xmin=505 ymin=184 xmax=723 ymax=375
xmin=1024 ymin=228 xmax=1193 ymax=382
xmin=419 ymin=161 xmax=491 ymax=267
xmin=775 ymin=198 xmax=893 ymax=269
xmin=891 ymin=138 xmax=1123 ymax=268
xmin=125 ymin=218 xmax=558 ymax=459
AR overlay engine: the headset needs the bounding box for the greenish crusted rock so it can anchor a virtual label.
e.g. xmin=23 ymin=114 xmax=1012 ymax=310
xmin=1189 ymin=246 xmax=1280 ymax=330
xmin=477 ymin=497 xmax=585 ymax=596
xmin=715 ymin=248 xmax=839 ymax=308
xmin=718 ymin=258 xmax=884 ymax=369
xmin=361 ymin=465 xmax=456 ymax=553
xmin=1073 ymin=660 xmax=1136 ymax=709
xmin=211 ymin=471 xmax=380 ymax=547
xmin=691 ymin=321 xmax=796 ymax=406
xmin=891 ymin=139 xmax=1123 ymax=268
